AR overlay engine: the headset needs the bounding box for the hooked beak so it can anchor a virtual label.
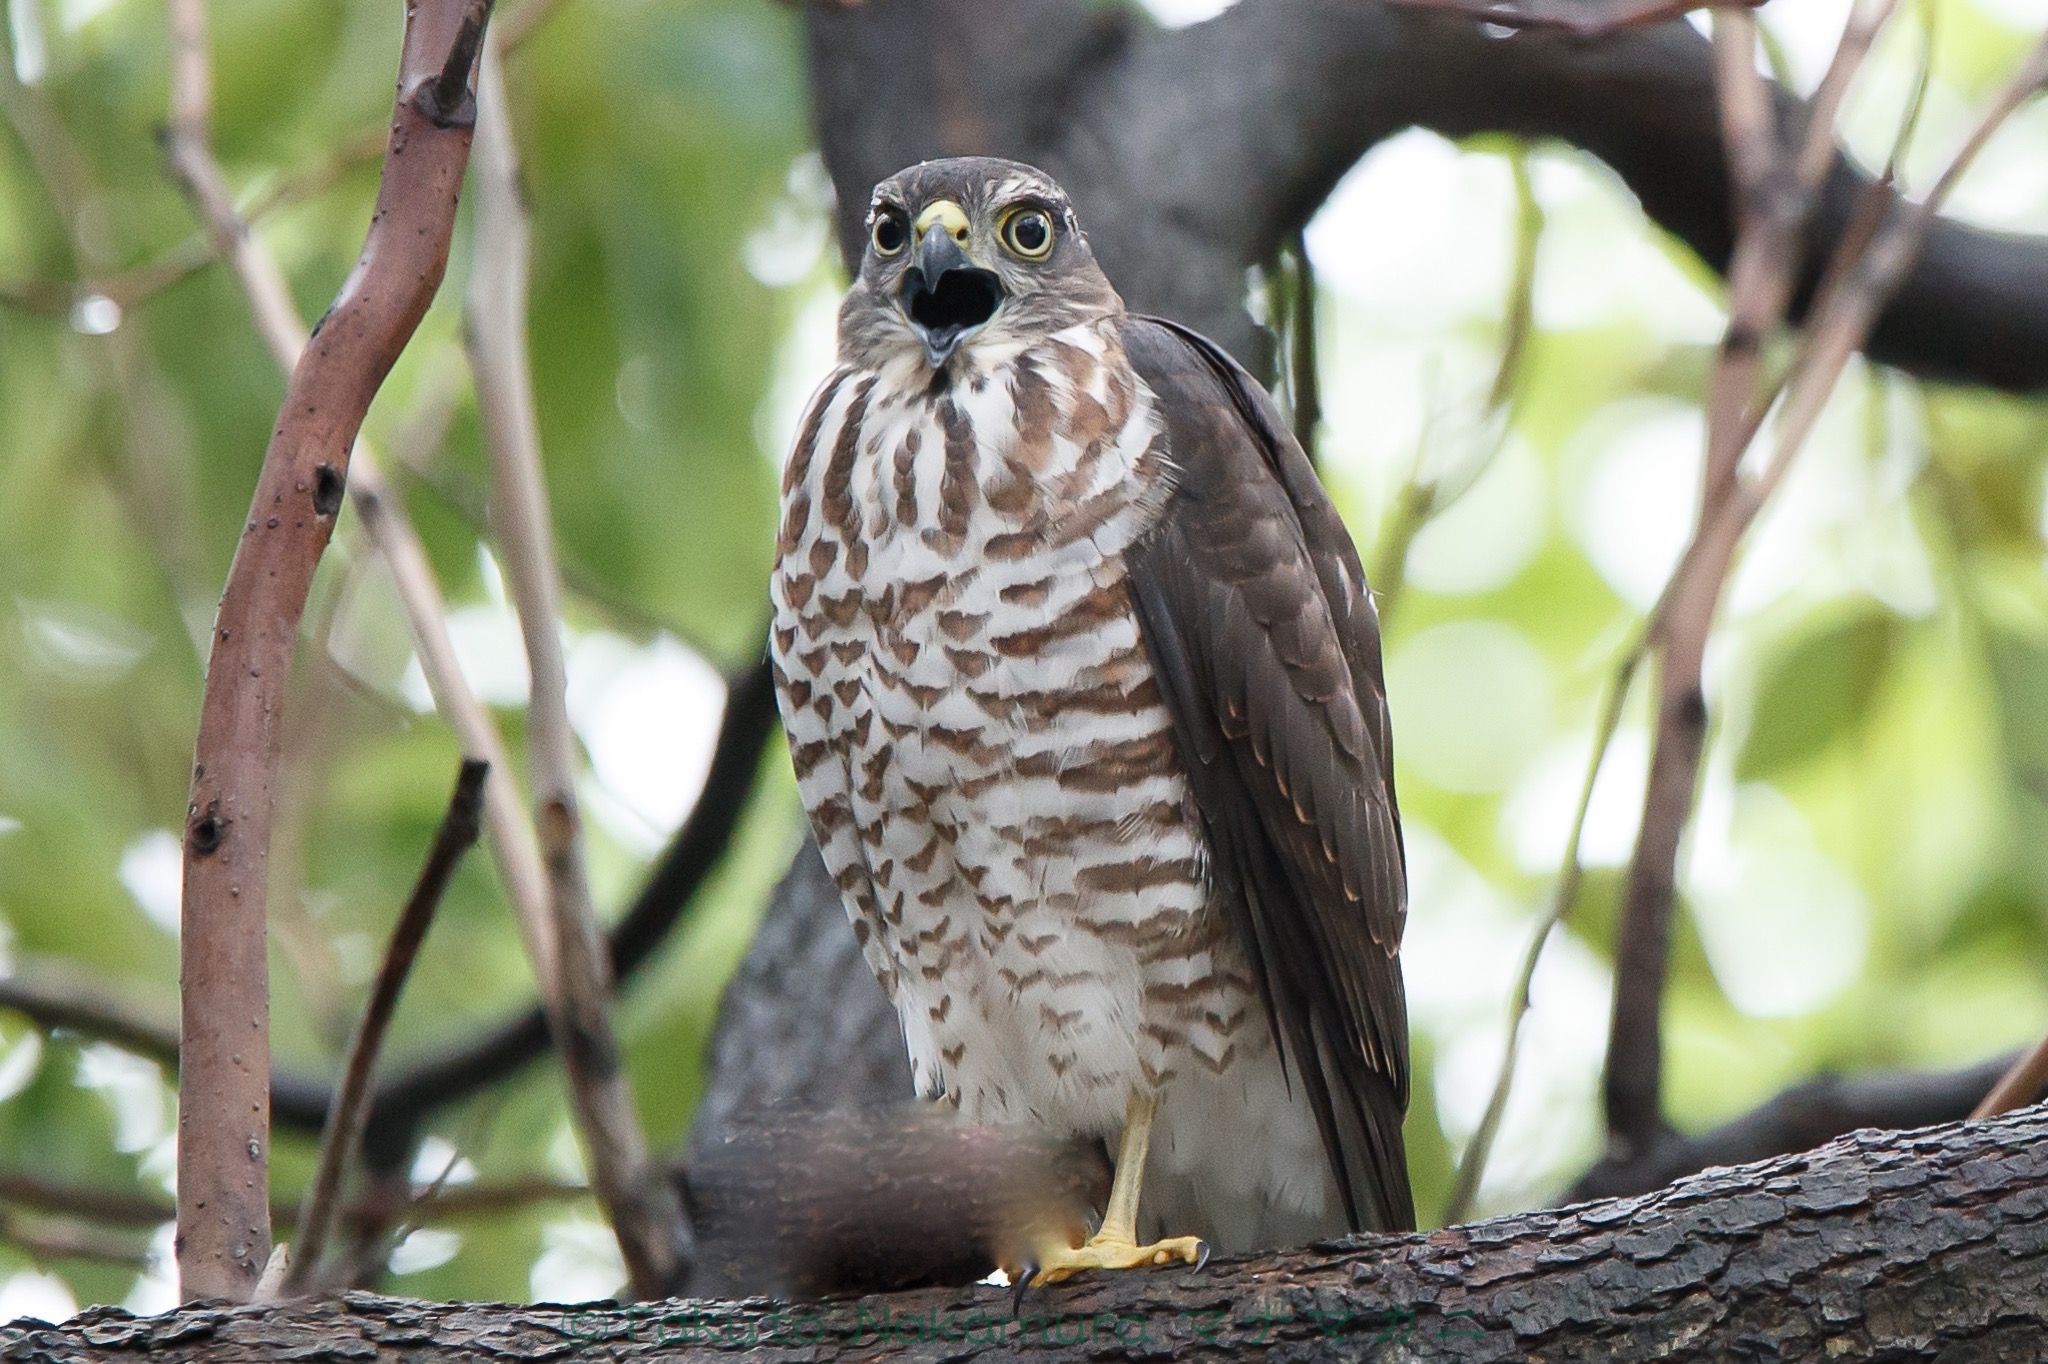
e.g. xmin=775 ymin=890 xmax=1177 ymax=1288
xmin=899 ymin=223 xmax=1005 ymax=369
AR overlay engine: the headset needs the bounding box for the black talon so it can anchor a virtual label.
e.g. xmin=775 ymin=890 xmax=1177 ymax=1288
xmin=1012 ymin=1263 xmax=1038 ymax=1315
xmin=1193 ymin=1241 xmax=1211 ymax=1273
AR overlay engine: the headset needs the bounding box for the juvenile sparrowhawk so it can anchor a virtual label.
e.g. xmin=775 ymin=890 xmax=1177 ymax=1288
xmin=769 ymin=157 xmax=1412 ymax=1280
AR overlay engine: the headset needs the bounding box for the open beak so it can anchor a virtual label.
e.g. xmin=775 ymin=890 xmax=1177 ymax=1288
xmin=899 ymin=223 xmax=1005 ymax=369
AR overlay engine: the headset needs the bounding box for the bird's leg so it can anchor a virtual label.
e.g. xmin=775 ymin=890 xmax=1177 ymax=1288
xmin=1028 ymin=1091 xmax=1207 ymax=1284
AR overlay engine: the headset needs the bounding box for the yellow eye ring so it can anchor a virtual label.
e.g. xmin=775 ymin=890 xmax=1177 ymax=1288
xmin=1000 ymin=206 xmax=1055 ymax=260
xmin=871 ymin=209 xmax=909 ymax=257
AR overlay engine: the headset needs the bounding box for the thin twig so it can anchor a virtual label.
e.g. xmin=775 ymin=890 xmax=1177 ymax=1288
xmin=0 ymin=1172 xmax=589 ymax=1238
xmin=0 ymin=967 xmax=180 ymax=1070
xmin=1885 ymin=0 xmax=1938 ymax=186
xmin=1796 ymin=0 xmax=1903 ymax=191
xmin=173 ymin=0 xmax=490 ymax=1303
xmin=348 ymin=460 xmax=562 ymax=1006
xmin=1971 ymin=1033 xmax=2048 ymax=1121
xmin=0 ymin=1209 xmax=153 ymax=1269
xmin=1443 ymin=634 xmax=1645 ymax=1223
xmin=1287 ymin=228 xmax=1320 ymax=459
xmin=464 ymin=37 xmax=686 ymax=1299
xmin=0 ymin=1177 xmax=175 ymax=1230
xmin=1723 ymin=28 xmax=2048 ymax=548
xmin=164 ymin=0 xmax=304 ymax=374
xmin=279 ymin=760 xmax=488 ymax=1298
xmin=1602 ymin=7 xmax=1797 ymax=1160
xmin=1385 ymin=0 xmax=1767 ymax=40
xmin=1371 ymin=141 xmax=1541 ymax=622
xmin=1699 ymin=7 xmax=1794 ymax=507
xmin=355 ymin=1173 xmax=590 ymax=1225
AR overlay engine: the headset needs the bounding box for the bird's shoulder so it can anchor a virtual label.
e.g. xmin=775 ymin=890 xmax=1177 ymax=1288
xmin=1117 ymin=314 xmax=1392 ymax=777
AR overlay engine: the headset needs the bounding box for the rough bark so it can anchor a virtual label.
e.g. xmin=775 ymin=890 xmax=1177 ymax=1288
xmin=12 ymin=1108 xmax=2047 ymax=1361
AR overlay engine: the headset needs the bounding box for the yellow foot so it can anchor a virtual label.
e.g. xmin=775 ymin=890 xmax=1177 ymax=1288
xmin=1029 ymin=1232 xmax=1207 ymax=1285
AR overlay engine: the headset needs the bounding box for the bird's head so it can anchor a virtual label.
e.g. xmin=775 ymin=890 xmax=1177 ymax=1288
xmin=838 ymin=157 xmax=1121 ymax=375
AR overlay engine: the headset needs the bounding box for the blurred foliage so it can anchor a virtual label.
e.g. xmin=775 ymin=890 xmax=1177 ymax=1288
xmin=0 ymin=0 xmax=2044 ymax=1318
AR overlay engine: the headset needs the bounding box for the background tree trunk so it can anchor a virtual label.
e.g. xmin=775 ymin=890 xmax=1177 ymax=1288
xmin=11 ymin=1107 xmax=2045 ymax=1361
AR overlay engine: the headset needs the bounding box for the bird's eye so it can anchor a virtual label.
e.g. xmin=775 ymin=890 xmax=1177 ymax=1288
xmin=1001 ymin=207 xmax=1055 ymax=260
xmin=872 ymin=210 xmax=908 ymax=257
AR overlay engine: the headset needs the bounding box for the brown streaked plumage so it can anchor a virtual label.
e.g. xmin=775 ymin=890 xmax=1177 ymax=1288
xmin=769 ymin=156 xmax=1411 ymax=1273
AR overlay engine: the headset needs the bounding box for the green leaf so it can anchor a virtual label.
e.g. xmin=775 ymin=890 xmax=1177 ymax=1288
xmin=1738 ymin=605 xmax=1901 ymax=780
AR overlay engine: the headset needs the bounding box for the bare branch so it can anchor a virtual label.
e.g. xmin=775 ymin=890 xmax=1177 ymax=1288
xmin=463 ymin=38 xmax=687 ymax=1298
xmin=1386 ymin=0 xmax=1763 ymax=40
xmin=1796 ymin=0 xmax=1902 ymax=191
xmin=0 ymin=1209 xmax=152 ymax=1271
xmin=281 ymin=760 xmax=488 ymax=1298
xmin=0 ymin=1172 xmax=589 ymax=1240
xmin=346 ymin=1173 xmax=588 ymax=1226
xmin=0 ymin=964 xmax=180 ymax=1071
xmin=347 ymin=463 xmax=563 ymax=1005
xmin=0 ymin=1177 xmax=175 ymax=1231
xmin=164 ymin=0 xmax=303 ymax=373
xmin=173 ymin=0 xmax=490 ymax=1304
xmin=1572 ymin=1053 xmax=2023 ymax=1200
xmin=1974 ymin=1035 xmax=2048 ymax=1122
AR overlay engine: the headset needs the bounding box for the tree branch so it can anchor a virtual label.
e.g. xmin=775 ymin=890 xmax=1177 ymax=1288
xmin=174 ymin=0 xmax=489 ymax=1302
xmin=1389 ymin=0 xmax=1765 ymax=40
xmin=0 ymin=1173 xmax=586 ymax=1236
xmin=1975 ymin=1034 xmax=2048 ymax=1122
xmin=13 ymin=1107 xmax=2048 ymax=1360
xmin=463 ymin=38 xmax=686 ymax=1298
xmin=1444 ymin=636 xmax=1644 ymax=1223
xmin=0 ymin=967 xmax=180 ymax=1072
xmin=1569 ymin=1053 xmax=2025 ymax=1202
xmin=0 ymin=1210 xmax=152 ymax=1272
xmin=282 ymin=760 xmax=488 ymax=1297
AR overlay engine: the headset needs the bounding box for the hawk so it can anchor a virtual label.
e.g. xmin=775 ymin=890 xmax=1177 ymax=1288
xmin=769 ymin=157 xmax=1411 ymax=1279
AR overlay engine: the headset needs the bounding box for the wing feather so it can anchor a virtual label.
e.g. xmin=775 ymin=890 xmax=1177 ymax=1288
xmin=1122 ymin=315 xmax=1414 ymax=1233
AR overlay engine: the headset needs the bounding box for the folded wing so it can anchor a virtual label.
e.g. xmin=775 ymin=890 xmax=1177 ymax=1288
xmin=1122 ymin=315 xmax=1413 ymax=1233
